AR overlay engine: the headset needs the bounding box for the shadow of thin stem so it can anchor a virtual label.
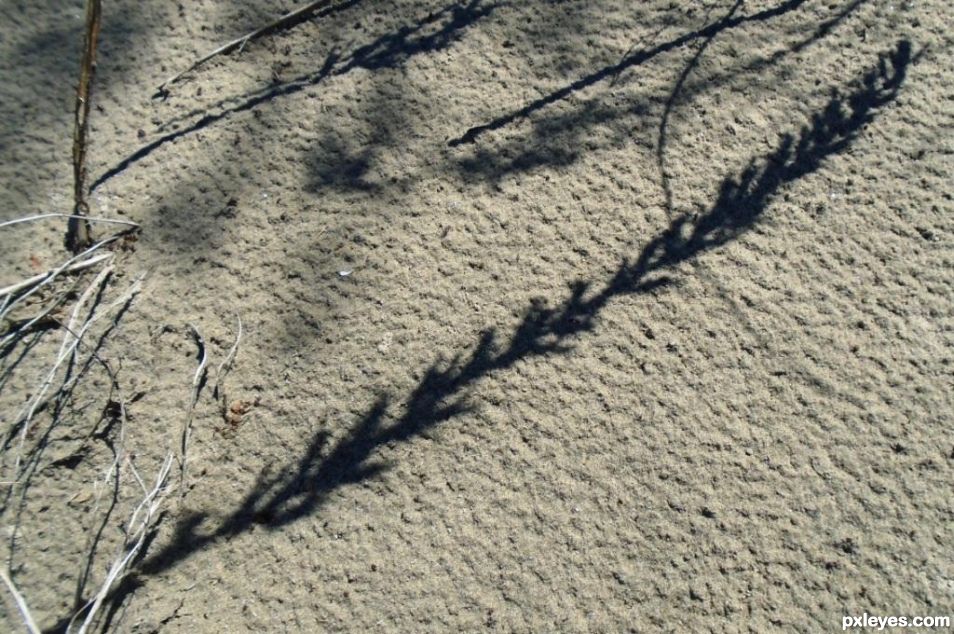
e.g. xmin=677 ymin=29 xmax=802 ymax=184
xmin=155 ymin=0 xmax=364 ymax=97
xmin=657 ymin=0 xmax=743 ymax=217
xmin=452 ymin=0 xmax=872 ymax=184
xmin=91 ymin=0 xmax=498 ymax=191
xmin=676 ymin=0 xmax=872 ymax=114
xmin=449 ymin=0 xmax=809 ymax=146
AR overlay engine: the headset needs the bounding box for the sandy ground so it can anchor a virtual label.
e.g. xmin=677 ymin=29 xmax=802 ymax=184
xmin=1 ymin=0 xmax=952 ymax=631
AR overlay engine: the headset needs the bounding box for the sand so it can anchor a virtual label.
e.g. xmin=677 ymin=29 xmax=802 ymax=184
xmin=0 ymin=0 xmax=952 ymax=631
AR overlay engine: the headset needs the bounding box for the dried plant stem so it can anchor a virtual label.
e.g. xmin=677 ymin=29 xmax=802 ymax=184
xmin=0 ymin=252 xmax=111 ymax=299
xmin=213 ymin=315 xmax=243 ymax=396
xmin=67 ymin=0 xmax=103 ymax=253
xmin=10 ymin=265 xmax=112 ymax=475
xmin=0 ymin=568 xmax=40 ymax=634
xmin=69 ymin=453 xmax=174 ymax=634
xmin=72 ymin=432 xmax=123 ymax=612
xmin=156 ymin=0 xmax=337 ymax=95
xmin=9 ymin=272 xmax=144 ymax=480
xmin=178 ymin=325 xmax=208 ymax=492
xmin=0 ymin=213 xmax=139 ymax=230
xmin=0 ymin=230 xmax=130 ymax=332
xmin=213 ymin=315 xmax=243 ymax=428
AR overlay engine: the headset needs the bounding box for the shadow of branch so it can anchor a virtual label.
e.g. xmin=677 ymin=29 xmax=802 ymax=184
xmin=449 ymin=0 xmax=812 ymax=146
xmin=92 ymin=0 xmax=499 ymax=192
xmin=64 ymin=38 xmax=913 ymax=633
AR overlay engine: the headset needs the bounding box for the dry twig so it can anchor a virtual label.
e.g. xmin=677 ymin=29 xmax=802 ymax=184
xmin=68 ymin=453 xmax=174 ymax=634
xmin=156 ymin=0 xmax=340 ymax=95
xmin=0 ymin=214 xmax=138 ymax=231
xmin=177 ymin=325 xmax=208 ymax=491
xmin=0 ymin=252 xmax=111 ymax=300
xmin=213 ymin=315 xmax=243 ymax=397
xmin=0 ymin=226 xmax=136 ymax=340
xmin=8 ymin=271 xmax=144 ymax=481
xmin=0 ymin=568 xmax=40 ymax=634
xmin=67 ymin=0 xmax=103 ymax=253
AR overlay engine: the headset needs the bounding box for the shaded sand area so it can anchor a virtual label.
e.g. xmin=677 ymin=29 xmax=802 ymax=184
xmin=0 ymin=0 xmax=951 ymax=631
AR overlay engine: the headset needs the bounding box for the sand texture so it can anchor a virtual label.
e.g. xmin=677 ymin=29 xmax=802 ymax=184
xmin=0 ymin=0 xmax=952 ymax=631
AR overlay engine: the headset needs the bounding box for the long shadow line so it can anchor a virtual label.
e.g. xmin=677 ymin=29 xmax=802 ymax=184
xmin=123 ymin=39 xmax=912 ymax=595
xmin=654 ymin=0 xmax=865 ymax=214
xmin=673 ymin=0 xmax=872 ymax=120
xmin=89 ymin=54 xmax=338 ymax=192
xmin=656 ymin=0 xmax=743 ymax=218
xmin=450 ymin=0 xmax=872 ymax=184
xmin=448 ymin=0 xmax=809 ymax=146
xmin=153 ymin=0 xmax=364 ymax=101
xmin=90 ymin=0 xmax=498 ymax=192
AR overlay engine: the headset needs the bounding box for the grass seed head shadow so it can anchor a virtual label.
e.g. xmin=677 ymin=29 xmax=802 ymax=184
xmin=114 ymin=38 xmax=915 ymax=616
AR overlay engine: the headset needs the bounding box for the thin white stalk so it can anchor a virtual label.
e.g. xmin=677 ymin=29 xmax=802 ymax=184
xmin=0 ymin=232 xmax=123 ymax=325
xmin=12 ymin=265 xmax=113 ymax=458
xmin=213 ymin=315 xmax=243 ymax=395
xmin=71 ymin=453 xmax=174 ymax=634
xmin=0 ymin=280 xmax=74 ymax=351
xmin=156 ymin=0 xmax=337 ymax=93
xmin=126 ymin=454 xmax=147 ymax=495
xmin=0 ymin=214 xmax=139 ymax=230
xmin=0 ymin=252 xmax=112 ymax=300
xmin=178 ymin=325 xmax=208 ymax=490
xmin=0 ymin=568 xmax=40 ymax=634
xmin=10 ymin=272 xmax=144 ymax=480
xmin=72 ymin=398 xmax=128 ymax=610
